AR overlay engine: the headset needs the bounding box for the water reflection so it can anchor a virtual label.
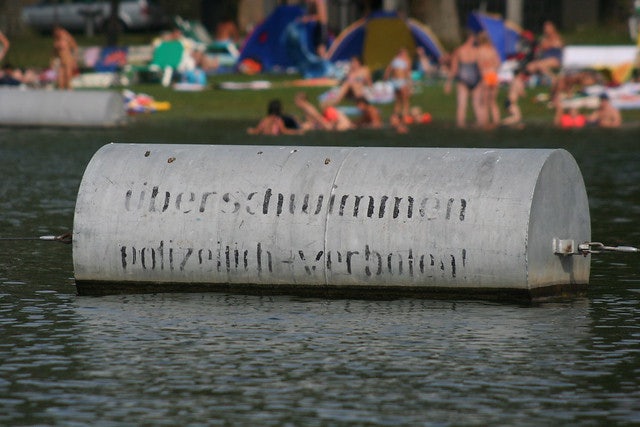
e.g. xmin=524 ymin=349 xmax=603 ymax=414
xmin=1 ymin=123 xmax=640 ymax=425
xmin=56 ymin=294 xmax=597 ymax=425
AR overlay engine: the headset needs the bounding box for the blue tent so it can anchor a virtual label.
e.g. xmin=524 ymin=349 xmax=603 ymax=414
xmin=237 ymin=5 xmax=329 ymax=75
xmin=467 ymin=11 xmax=523 ymax=62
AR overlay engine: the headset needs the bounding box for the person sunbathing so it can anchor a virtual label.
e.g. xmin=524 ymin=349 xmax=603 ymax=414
xmin=354 ymin=97 xmax=382 ymax=128
xmin=588 ymin=94 xmax=622 ymax=128
xmin=526 ymin=21 xmax=563 ymax=80
xmin=295 ymin=92 xmax=353 ymax=131
xmin=554 ymin=103 xmax=586 ymax=129
xmin=323 ymin=56 xmax=372 ymax=107
xmin=247 ymin=99 xmax=302 ymax=135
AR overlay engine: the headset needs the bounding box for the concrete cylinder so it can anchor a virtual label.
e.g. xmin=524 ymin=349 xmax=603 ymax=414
xmin=73 ymin=144 xmax=591 ymax=299
xmin=0 ymin=88 xmax=126 ymax=127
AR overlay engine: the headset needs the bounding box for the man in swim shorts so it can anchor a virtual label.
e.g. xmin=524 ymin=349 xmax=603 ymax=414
xmin=588 ymin=93 xmax=622 ymax=128
xmin=477 ymin=31 xmax=501 ymax=126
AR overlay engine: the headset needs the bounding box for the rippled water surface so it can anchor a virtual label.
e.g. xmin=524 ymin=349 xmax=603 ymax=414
xmin=1 ymin=122 xmax=639 ymax=425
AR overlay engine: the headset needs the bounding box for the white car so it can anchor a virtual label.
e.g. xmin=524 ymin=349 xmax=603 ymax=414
xmin=22 ymin=0 xmax=168 ymax=33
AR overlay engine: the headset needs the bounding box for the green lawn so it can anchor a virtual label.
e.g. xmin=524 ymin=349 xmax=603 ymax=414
xmin=5 ymin=31 xmax=156 ymax=68
xmin=562 ymin=23 xmax=636 ymax=45
xmin=127 ymin=77 xmax=640 ymax=128
xmin=5 ymin=30 xmax=640 ymax=127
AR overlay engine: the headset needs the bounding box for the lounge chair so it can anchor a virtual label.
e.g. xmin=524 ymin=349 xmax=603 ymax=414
xmin=126 ymin=39 xmax=185 ymax=86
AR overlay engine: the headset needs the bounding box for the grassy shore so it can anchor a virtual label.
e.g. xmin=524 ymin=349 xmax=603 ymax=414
xmin=4 ymin=32 xmax=155 ymax=68
xmin=128 ymin=75 xmax=640 ymax=129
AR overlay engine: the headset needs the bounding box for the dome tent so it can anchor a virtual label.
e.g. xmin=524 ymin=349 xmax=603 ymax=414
xmin=326 ymin=10 xmax=445 ymax=71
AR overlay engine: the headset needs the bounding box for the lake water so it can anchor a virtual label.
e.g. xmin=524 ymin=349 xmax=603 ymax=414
xmin=1 ymin=120 xmax=639 ymax=425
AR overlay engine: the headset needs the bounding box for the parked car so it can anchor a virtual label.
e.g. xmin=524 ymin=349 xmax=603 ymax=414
xmin=22 ymin=0 xmax=168 ymax=33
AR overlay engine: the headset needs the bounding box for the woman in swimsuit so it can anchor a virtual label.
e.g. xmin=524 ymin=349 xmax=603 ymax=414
xmin=384 ymin=47 xmax=412 ymax=121
xmin=53 ymin=26 xmax=78 ymax=90
xmin=324 ymin=56 xmax=372 ymax=108
xmin=445 ymin=33 xmax=482 ymax=128
xmin=526 ymin=21 xmax=563 ymax=79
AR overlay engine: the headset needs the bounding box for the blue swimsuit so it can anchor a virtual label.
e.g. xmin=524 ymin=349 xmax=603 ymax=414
xmin=457 ymin=61 xmax=481 ymax=90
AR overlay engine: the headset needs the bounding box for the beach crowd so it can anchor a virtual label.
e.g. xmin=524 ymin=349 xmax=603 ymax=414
xmin=0 ymin=13 xmax=629 ymax=132
xmin=247 ymin=18 xmax=628 ymax=135
xmin=248 ymin=6 xmax=622 ymax=135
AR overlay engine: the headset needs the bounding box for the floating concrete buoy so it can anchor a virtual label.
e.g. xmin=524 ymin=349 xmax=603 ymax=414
xmin=73 ymin=144 xmax=591 ymax=299
xmin=0 ymin=88 xmax=126 ymax=127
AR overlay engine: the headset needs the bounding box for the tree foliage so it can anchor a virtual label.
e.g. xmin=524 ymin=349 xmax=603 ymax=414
xmin=409 ymin=0 xmax=461 ymax=47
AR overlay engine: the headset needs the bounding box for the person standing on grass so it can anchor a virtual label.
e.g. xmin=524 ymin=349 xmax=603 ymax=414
xmin=302 ymin=0 xmax=329 ymax=57
xmin=0 ymin=31 xmax=9 ymax=64
xmin=445 ymin=32 xmax=482 ymax=128
xmin=53 ymin=26 xmax=78 ymax=90
xmin=477 ymin=31 xmax=501 ymax=127
xmin=502 ymin=68 xmax=529 ymax=127
xmin=384 ymin=47 xmax=412 ymax=123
